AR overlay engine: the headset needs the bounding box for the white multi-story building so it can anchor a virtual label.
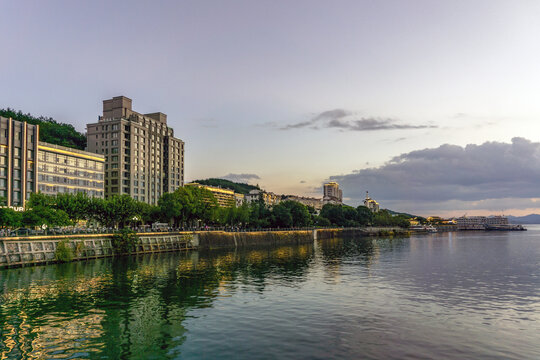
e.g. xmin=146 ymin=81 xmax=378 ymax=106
xmin=456 ymin=216 xmax=508 ymax=230
xmin=245 ymin=189 xmax=281 ymax=206
xmin=363 ymin=191 xmax=380 ymax=212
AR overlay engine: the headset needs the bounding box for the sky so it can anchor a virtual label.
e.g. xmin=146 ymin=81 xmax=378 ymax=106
xmin=2 ymin=0 xmax=540 ymax=217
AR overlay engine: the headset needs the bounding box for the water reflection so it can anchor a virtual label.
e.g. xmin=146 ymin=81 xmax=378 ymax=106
xmin=1 ymin=232 xmax=539 ymax=360
xmin=0 ymin=244 xmax=319 ymax=359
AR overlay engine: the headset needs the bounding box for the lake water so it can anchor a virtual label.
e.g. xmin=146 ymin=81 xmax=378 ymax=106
xmin=1 ymin=228 xmax=539 ymax=359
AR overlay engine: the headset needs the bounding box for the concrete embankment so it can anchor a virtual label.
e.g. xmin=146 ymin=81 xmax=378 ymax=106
xmin=0 ymin=232 xmax=194 ymax=269
xmin=196 ymin=230 xmax=313 ymax=250
xmin=0 ymin=227 xmax=410 ymax=269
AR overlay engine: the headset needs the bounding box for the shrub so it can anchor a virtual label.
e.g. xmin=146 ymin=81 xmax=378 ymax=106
xmin=111 ymin=228 xmax=139 ymax=254
xmin=55 ymin=240 xmax=74 ymax=262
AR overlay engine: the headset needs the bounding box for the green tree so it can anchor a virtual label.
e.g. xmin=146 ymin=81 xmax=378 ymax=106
xmin=320 ymin=204 xmax=345 ymax=226
xmin=356 ymin=205 xmax=373 ymax=226
xmin=26 ymin=192 xmax=53 ymax=209
xmin=280 ymin=201 xmax=312 ymax=227
xmin=158 ymin=192 xmax=183 ymax=226
xmin=0 ymin=108 xmax=86 ymax=150
xmin=0 ymin=208 xmax=22 ymax=228
xmin=22 ymin=206 xmax=71 ymax=228
xmin=54 ymin=192 xmax=91 ymax=223
xmin=270 ymin=203 xmax=293 ymax=228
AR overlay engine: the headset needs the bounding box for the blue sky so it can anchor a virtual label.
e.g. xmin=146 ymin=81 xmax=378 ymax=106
xmin=2 ymin=0 xmax=540 ymax=216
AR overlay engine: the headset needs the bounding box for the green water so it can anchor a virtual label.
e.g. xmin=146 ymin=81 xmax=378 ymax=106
xmin=1 ymin=230 xmax=540 ymax=359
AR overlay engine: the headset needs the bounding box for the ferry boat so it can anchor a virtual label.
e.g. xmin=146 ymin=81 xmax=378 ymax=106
xmin=484 ymin=224 xmax=527 ymax=231
xmin=410 ymin=225 xmax=438 ymax=233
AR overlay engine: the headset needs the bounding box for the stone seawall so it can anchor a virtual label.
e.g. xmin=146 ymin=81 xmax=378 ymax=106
xmin=196 ymin=230 xmax=313 ymax=250
xmin=0 ymin=233 xmax=194 ymax=269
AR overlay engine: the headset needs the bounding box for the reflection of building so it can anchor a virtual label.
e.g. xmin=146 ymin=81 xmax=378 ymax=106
xmin=323 ymin=182 xmax=342 ymax=204
xmin=245 ymin=189 xmax=281 ymax=206
xmin=0 ymin=116 xmax=105 ymax=208
xmin=37 ymin=142 xmax=104 ymax=198
xmin=185 ymin=183 xmax=236 ymax=207
xmin=363 ymin=191 xmax=379 ymax=212
xmin=282 ymin=195 xmax=323 ymax=210
xmin=86 ymin=96 xmax=184 ymax=205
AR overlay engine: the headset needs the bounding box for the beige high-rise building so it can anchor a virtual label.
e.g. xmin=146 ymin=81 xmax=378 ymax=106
xmin=86 ymin=96 xmax=184 ymax=204
xmin=323 ymin=181 xmax=343 ymax=204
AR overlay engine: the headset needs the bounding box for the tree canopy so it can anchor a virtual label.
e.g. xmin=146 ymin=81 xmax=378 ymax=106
xmin=0 ymin=108 xmax=86 ymax=150
xmin=192 ymin=178 xmax=260 ymax=195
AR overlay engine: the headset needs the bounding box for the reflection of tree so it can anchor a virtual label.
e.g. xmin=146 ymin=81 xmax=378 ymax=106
xmin=316 ymin=236 xmax=408 ymax=281
xmin=0 ymin=244 xmax=315 ymax=359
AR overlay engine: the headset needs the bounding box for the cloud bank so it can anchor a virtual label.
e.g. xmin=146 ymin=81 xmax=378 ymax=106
xmin=329 ymin=137 xmax=540 ymax=214
xmin=220 ymin=173 xmax=260 ymax=183
xmin=281 ymin=109 xmax=435 ymax=131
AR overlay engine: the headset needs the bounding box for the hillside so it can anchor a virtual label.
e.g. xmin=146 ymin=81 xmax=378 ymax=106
xmin=0 ymin=108 xmax=86 ymax=150
xmin=193 ymin=178 xmax=260 ymax=194
xmin=507 ymin=214 xmax=540 ymax=224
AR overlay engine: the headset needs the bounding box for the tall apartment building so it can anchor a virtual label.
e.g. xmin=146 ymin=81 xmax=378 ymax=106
xmin=0 ymin=116 xmax=105 ymax=209
xmin=86 ymin=96 xmax=184 ymax=204
xmin=0 ymin=117 xmax=39 ymax=208
xmin=323 ymin=181 xmax=343 ymax=204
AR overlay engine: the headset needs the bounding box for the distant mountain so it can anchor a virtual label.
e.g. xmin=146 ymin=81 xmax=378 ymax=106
xmin=507 ymin=214 xmax=540 ymax=224
xmin=192 ymin=178 xmax=260 ymax=195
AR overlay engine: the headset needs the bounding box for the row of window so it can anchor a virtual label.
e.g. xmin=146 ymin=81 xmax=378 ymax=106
xmin=38 ymin=165 xmax=104 ymax=180
xmin=38 ymin=184 xmax=103 ymax=197
xmin=0 ymin=168 xmax=34 ymax=180
xmin=39 ymin=152 xmax=104 ymax=170
xmin=38 ymin=174 xmax=103 ymax=188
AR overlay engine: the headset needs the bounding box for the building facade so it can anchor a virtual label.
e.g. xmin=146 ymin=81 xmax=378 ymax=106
xmin=0 ymin=116 xmax=105 ymax=209
xmin=245 ymin=189 xmax=281 ymax=206
xmin=185 ymin=183 xmax=236 ymax=207
xmin=323 ymin=182 xmax=343 ymax=204
xmin=363 ymin=191 xmax=380 ymax=212
xmin=0 ymin=117 xmax=39 ymax=208
xmin=86 ymin=96 xmax=184 ymax=205
xmin=37 ymin=142 xmax=104 ymax=198
xmin=282 ymin=195 xmax=323 ymax=211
